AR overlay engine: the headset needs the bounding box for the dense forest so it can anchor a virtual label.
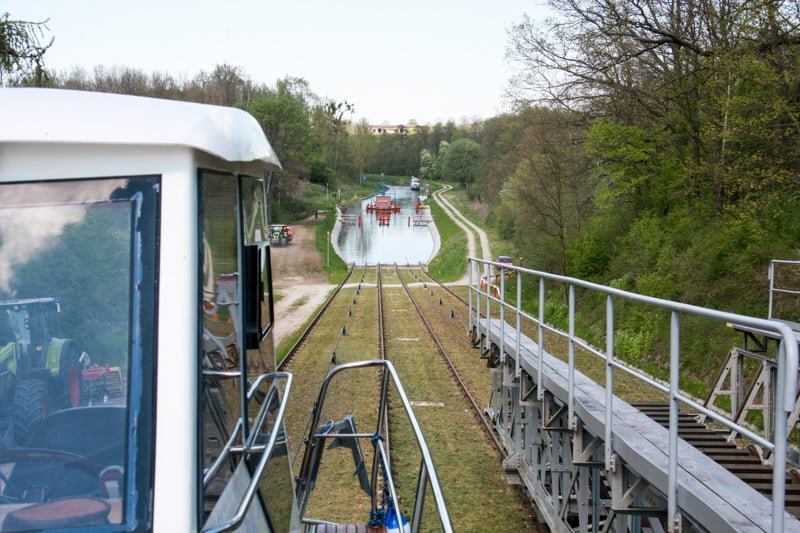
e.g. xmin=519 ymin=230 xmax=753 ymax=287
xmin=4 ymin=3 xmax=800 ymax=382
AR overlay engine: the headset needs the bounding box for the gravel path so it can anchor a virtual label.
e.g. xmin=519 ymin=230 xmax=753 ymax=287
xmin=431 ymin=184 xmax=492 ymax=283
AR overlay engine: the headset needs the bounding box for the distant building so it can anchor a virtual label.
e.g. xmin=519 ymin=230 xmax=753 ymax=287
xmin=368 ymin=123 xmax=420 ymax=135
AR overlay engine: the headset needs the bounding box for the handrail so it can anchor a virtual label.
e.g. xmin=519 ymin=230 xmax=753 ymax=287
xmin=296 ymin=360 xmax=453 ymax=533
xmin=202 ymin=371 xmax=293 ymax=533
xmin=468 ymin=256 xmax=798 ymax=533
xmin=768 ymin=259 xmax=800 ymax=320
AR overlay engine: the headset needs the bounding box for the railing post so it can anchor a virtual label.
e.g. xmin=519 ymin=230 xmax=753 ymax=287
xmin=568 ymin=284 xmax=576 ymax=430
xmin=538 ymin=277 xmax=545 ymax=401
xmin=485 ymin=263 xmax=492 ymax=355
xmin=468 ymin=258 xmax=473 ymax=335
xmin=500 ymin=264 xmax=506 ymax=365
xmin=472 ymin=260 xmax=483 ymax=355
xmin=371 ymin=365 xmax=391 ymax=516
xmin=771 ymin=340 xmax=788 ymax=533
xmin=768 ymin=261 xmax=775 ymax=319
xmin=411 ymin=460 xmax=428 ymax=533
xmin=605 ymin=295 xmax=615 ymax=472
xmin=516 ymin=271 xmax=522 ymax=379
xmin=668 ymin=311 xmax=681 ymax=532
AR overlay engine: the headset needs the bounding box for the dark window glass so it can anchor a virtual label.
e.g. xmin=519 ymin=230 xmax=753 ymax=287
xmin=0 ymin=177 xmax=157 ymax=531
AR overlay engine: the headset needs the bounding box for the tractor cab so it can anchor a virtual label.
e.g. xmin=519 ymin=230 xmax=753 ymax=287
xmin=0 ymin=298 xmax=85 ymax=447
xmin=0 ymin=88 xmax=451 ymax=533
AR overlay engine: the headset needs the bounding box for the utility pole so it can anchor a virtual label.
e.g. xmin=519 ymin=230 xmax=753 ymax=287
xmin=327 ymin=231 xmax=330 ymax=267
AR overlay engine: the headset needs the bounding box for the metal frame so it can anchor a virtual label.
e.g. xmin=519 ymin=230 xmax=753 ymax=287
xmin=768 ymin=259 xmax=800 ymax=321
xmin=295 ymin=359 xmax=453 ymax=533
xmin=202 ymin=371 xmax=293 ymax=533
xmin=469 ymin=257 xmax=799 ymax=533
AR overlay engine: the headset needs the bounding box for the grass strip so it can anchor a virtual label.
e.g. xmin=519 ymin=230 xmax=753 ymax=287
xmin=385 ymin=273 xmax=536 ymax=531
xmin=427 ymin=187 xmax=468 ymax=282
xmin=315 ymin=212 xmax=350 ymax=283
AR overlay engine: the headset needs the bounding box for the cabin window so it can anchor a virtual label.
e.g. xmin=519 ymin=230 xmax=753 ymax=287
xmin=0 ymin=176 xmax=158 ymax=532
xmin=199 ymin=171 xmax=241 ymax=522
xmin=240 ymin=176 xmax=275 ymax=371
xmin=199 ymin=171 xmax=295 ymax=532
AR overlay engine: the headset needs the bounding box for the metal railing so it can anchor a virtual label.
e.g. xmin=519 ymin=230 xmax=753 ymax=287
xmin=468 ymin=257 xmax=799 ymax=533
xmin=295 ymin=359 xmax=453 ymax=533
xmin=202 ymin=371 xmax=293 ymax=533
xmin=769 ymin=259 xmax=800 ymax=321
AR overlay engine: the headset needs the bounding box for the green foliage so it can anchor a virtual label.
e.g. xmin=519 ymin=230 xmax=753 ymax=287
xmin=587 ymin=121 xmax=683 ymax=215
xmin=308 ymin=156 xmax=335 ymax=185
xmin=433 ymin=140 xmax=449 ymax=180
xmin=442 ymin=138 xmax=480 ymax=189
xmin=568 ymin=233 xmax=609 ymax=279
xmin=418 ymin=148 xmax=434 ymax=180
xmin=247 ymin=78 xmax=313 ymax=180
xmin=0 ymin=13 xmax=52 ymax=86
xmin=12 ymin=207 xmax=130 ymax=367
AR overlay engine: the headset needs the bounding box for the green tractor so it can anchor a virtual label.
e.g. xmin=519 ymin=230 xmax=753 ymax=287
xmin=0 ymin=298 xmax=84 ymax=446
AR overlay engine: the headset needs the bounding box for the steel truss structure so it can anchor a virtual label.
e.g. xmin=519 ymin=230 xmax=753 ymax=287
xmin=468 ymin=257 xmax=800 ymax=533
xmin=487 ymin=352 xmax=680 ymax=532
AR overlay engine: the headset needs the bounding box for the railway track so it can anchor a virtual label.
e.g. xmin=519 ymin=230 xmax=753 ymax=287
xmin=376 ymin=264 xmax=390 ymax=463
xmin=419 ymin=268 xmax=469 ymax=308
xmin=281 ymin=265 xmax=540 ymax=529
xmin=635 ymin=403 xmax=800 ymax=517
xmin=278 ymin=264 xmax=358 ymax=371
xmin=394 ymin=265 xmax=504 ymax=455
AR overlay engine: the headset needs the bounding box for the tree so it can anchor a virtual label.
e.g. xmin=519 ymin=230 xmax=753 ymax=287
xmin=501 ymin=109 xmax=593 ymax=275
xmin=432 ymin=140 xmax=449 ymax=180
xmin=442 ymin=138 xmax=480 ymax=189
xmin=506 ymin=0 xmax=800 ymax=212
xmin=418 ymin=148 xmax=435 ymax=180
xmin=247 ymin=78 xmax=313 ymax=180
xmin=349 ymin=118 xmax=375 ymax=179
xmin=0 ymin=13 xmax=52 ymax=86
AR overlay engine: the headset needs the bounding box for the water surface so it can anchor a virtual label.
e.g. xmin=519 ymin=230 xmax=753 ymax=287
xmin=335 ymin=186 xmax=434 ymax=265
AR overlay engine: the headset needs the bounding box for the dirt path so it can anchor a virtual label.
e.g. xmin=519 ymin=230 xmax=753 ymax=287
xmin=270 ymin=215 xmax=335 ymax=346
xmin=432 ymin=184 xmax=492 ymax=284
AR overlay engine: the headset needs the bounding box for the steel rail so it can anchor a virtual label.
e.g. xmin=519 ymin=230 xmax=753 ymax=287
xmin=278 ymin=263 xmax=356 ymax=370
xmin=296 ymin=359 xmax=454 ymax=533
xmin=422 ymin=269 xmax=470 ymax=308
xmin=376 ymin=263 xmax=391 ymax=471
xmin=395 ymin=264 xmax=505 ymax=455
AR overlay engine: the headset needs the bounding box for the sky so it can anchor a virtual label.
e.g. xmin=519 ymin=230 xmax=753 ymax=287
xmin=5 ymin=1 xmax=550 ymax=125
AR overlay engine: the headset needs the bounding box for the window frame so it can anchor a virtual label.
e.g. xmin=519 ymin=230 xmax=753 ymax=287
xmin=0 ymin=175 xmax=160 ymax=533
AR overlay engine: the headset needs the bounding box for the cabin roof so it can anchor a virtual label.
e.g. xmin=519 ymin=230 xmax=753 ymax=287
xmin=0 ymin=88 xmax=281 ymax=170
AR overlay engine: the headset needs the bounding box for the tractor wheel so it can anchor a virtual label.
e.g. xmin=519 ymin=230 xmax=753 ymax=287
xmin=55 ymin=342 xmax=82 ymax=410
xmin=13 ymin=377 xmax=48 ymax=446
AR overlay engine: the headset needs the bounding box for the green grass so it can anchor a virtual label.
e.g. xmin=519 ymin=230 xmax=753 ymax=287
xmin=289 ymin=295 xmax=308 ymax=311
xmin=445 ymin=188 xmax=517 ymax=260
xmin=315 ymin=212 xmax=350 ymax=283
xmin=427 ymin=187 xmax=468 ymax=281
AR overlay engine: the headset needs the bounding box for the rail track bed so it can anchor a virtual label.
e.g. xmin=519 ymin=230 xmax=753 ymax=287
xmin=280 ymin=265 xmax=537 ymax=531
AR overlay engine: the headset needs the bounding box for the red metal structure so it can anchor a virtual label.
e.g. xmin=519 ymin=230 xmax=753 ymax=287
xmin=366 ymin=195 xmax=400 ymax=213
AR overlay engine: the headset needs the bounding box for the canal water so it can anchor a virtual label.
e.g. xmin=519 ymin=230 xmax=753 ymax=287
xmin=334 ymin=186 xmax=436 ymax=265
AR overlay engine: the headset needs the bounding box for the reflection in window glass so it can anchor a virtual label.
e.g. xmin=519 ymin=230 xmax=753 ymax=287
xmin=241 ymin=178 xmax=272 ymax=334
xmin=0 ymin=177 xmax=151 ymax=531
xmin=240 ymin=176 xmax=274 ymax=371
xmin=200 ymin=172 xmax=241 ymax=521
xmin=200 ymin=172 xmax=295 ymax=529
